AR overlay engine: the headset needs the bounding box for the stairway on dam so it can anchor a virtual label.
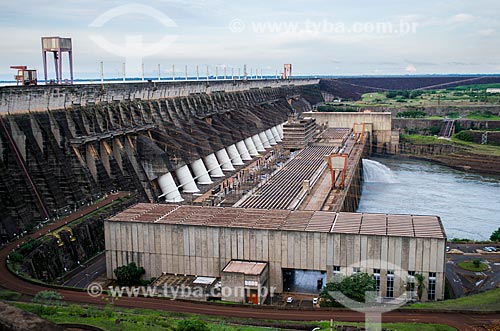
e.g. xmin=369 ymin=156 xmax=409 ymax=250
xmin=0 ymin=80 xmax=322 ymax=243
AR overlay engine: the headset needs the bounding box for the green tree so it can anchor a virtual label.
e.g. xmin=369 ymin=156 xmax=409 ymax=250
xmin=415 ymin=273 xmax=425 ymax=302
xmin=114 ymin=262 xmax=145 ymax=286
xmin=8 ymin=251 xmax=24 ymax=264
xmin=320 ymin=272 xmax=376 ymax=307
xmin=32 ymin=290 xmax=63 ymax=305
xmin=177 ymin=318 xmax=210 ymax=331
xmin=490 ymin=227 xmax=500 ymax=242
xmin=454 ymin=130 xmax=474 ymax=142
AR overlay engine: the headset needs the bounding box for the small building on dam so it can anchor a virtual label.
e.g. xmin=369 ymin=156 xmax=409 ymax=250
xmin=105 ymin=203 xmax=446 ymax=302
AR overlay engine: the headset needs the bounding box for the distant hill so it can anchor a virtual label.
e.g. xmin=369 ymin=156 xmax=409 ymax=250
xmin=320 ymin=76 xmax=500 ymax=100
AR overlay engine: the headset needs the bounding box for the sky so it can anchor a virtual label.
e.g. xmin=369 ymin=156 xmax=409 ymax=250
xmin=1 ymin=0 xmax=500 ymax=80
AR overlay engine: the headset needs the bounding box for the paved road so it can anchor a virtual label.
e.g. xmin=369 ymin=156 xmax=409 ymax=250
xmin=0 ymin=193 xmax=499 ymax=331
xmin=446 ymin=251 xmax=500 ymax=298
xmin=63 ymin=253 xmax=106 ymax=288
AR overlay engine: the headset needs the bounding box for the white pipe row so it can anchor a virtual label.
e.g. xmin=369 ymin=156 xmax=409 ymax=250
xmin=157 ymin=125 xmax=284 ymax=199
xmin=236 ymin=140 xmax=252 ymax=160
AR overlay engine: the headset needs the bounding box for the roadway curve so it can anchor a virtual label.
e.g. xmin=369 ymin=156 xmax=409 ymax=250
xmin=0 ymin=193 xmax=498 ymax=331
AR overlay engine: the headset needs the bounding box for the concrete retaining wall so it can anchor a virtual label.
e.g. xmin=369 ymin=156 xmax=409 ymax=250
xmin=393 ymin=118 xmax=500 ymax=134
xmin=303 ymin=112 xmax=393 ymax=153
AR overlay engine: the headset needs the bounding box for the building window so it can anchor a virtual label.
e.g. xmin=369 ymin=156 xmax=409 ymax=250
xmin=386 ymin=270 xmax=394 ymax=298
xmin=373 ymin=269 xmax=380 ymax=294
xmin=428 ymin=272 xmax=436 ymax=300
xmin=333 ymin=266 xmax=341 ymax=274
xmin=353 ymin=267 xmax=361 ymax=274
xmin=407 ymin=271 xmax=416 ymax=299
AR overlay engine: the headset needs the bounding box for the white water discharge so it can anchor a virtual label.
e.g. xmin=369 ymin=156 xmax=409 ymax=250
xmin=358 ymin=157 xmax=500 ymax=240
xmin=362 ymin=159 xmax=398 ymax=183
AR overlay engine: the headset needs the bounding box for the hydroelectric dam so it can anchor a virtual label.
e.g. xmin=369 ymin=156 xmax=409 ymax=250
xmin=0 ymin=78 xmax=398 ymax=242
xmin=0 ymin=79 xmax=321 ymax=240
xmin=0 ymin=78 xmax=447 ymax=304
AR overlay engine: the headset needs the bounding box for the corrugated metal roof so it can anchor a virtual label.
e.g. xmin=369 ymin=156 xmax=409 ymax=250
xmin=222 ymin=261 xmax=267 ymax=275
xmin=109 ymin=203 xmax=445 ymax=239
xmin=318 ymin=128 xmax=351 ymax=140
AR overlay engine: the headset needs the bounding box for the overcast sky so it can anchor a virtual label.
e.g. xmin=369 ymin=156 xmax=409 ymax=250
xmin=1 ymin=0 xmax=499 ymax=79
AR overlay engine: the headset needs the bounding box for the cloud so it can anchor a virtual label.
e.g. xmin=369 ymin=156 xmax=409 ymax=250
xmin=404 ymin=59 xmax=438 ymax=66
xmin=478 ymin=28 xmax=495 ymax=36
xmin=405 ymin=64 xmax=417 ymax=73
xmin=447 ymin=13 xmax=476 ymax=25
xmin=447 ymin=61 xmax=480 ymax=66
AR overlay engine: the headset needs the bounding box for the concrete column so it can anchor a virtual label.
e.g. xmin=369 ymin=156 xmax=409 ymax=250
xmin=99 ymin=141 xmax=112 ymax=177
xmin=244 ymin=137 xmax=259 ymax=156
xmin=251 ymin=134 xmax=266 ymax=152
xmin=277 ymin=124 xmax=284 ymax=139
xmin=236 ymin=140 xmax=252 ymax=160
xmin=265 ymin=129 xmax=277 ymax=145
xmin=216 ymin=148 xmax=236 ymax=171
xmin=259 ymin=132 xmax=272 ymax=148
xmin=271 ymin=126 xmax=282 ymax=142
xmin=226 ymin=144 xmax=244 ymax=166
xmin=158 ymin=172 xmax=183 ymax=202
xmin=112 ymin=138 xmax=123 ymax=171
xmin=203 ymin=153 xmax=225 ymax=178
xmin=85 ymin=144 xmax=98 ymax=181
xmin=175 ymin=165 xmax=200 ymax=193
xmin=190 ymin=159 xmax=213 ymax=185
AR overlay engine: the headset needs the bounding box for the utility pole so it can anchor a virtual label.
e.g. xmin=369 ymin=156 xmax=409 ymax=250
xmin=157 ymin=64 xmax=161 ymax=81
xmin=196 ymin=65 xmax=199 ymax=80
xmin=100 ymin=61 xmax=104 ymax=84
xmin=172 ymin=64 xmax=175 ymax=81
xmin=141 ymin=63 xmax=144 ymax=81
xmin=122 ymin=63 xmax=126 ymax=81
xmin=185 ymin=65 xmax=188 ymax=80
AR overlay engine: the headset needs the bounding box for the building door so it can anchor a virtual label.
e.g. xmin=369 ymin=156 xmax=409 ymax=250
xmin=248 ymin=290 xmax=258 ymax=304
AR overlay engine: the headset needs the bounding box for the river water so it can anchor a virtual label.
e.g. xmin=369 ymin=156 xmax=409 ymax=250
xmin=358 ymin=157 xmax=500 ymax=240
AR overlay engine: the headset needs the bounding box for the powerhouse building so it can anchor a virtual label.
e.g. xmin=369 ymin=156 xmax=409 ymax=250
xmin=105 ymin=203 xmax=446 ymax=302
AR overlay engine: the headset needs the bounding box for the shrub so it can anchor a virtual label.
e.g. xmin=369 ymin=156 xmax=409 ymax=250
xmin=18 ymin=237 xmax=39 ymax=255
xmin=8 ymin=251 xmax=24 ymax=264
xmin=454 ymin=130 xmax=473 ymax=142
xmin=176 ymin=318 xmax=210 ymax=331
xmin=0 ymin=290 xmax=22 ymax=301
xmin=320 ymin=273 xmax=376 ymax=307
xmin=67 ymin=304 xmax=86 ymax=317
xmin=490 ymin=227 xmax=500 ymax=242
xmin=114 ymin=262 xmax=145 ymax=286
xmin=429 ymin=126 xmax=441 ymax=135
xmin=32 ymin=290 xmax=63 ymax=305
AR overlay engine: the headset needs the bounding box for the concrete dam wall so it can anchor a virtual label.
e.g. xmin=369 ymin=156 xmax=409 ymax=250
xmin=0 ymin=80 xmax=322 ymax=243
xmin=0 ymin=79 xmax=319 ymax=113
